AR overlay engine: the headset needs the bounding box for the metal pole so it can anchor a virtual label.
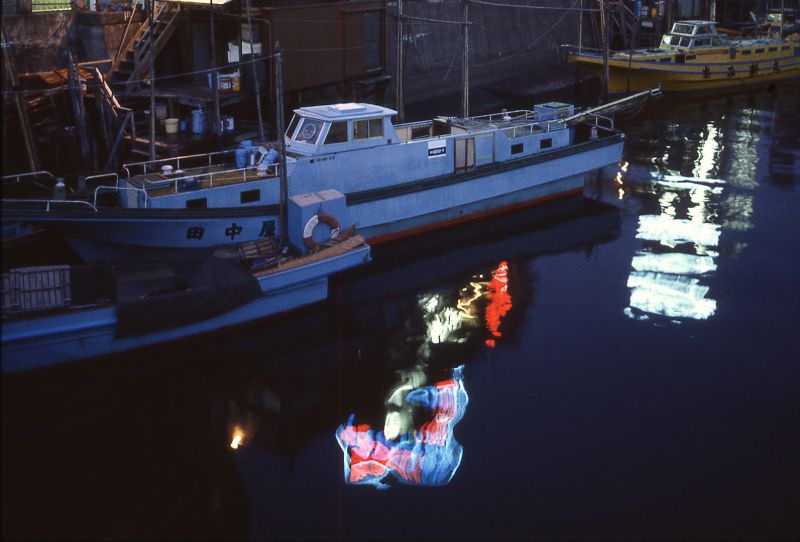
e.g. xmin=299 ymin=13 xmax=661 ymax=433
xmin=244 ymin=0 xmax=265 ymax=143
xmin=149 ymin=0 xmax=156 ymax=160
xmin=275 ymin=46 xmax=288 ymax=248
xmin=780 ymin=0 xmax=784 ymax=39
xmin=210 ymin=0 xmax=221 ymax=138
xmin=578 ymin=0 xmax=583 ymax=51
xmin=396 ymin=0 xmax=404 ymax=121
xmin=462 ymin=0 xmax=469 ymax=118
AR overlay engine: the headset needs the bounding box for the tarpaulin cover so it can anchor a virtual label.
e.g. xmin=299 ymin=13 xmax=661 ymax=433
xmin=116 ymin=255 xmax=260 ymax=337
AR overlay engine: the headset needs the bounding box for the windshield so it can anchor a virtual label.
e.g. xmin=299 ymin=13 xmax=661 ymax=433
xmin=294 ymin=118 xmax=323 ymax=144
xmin=672 ymin=23 xmax=695 ymax=35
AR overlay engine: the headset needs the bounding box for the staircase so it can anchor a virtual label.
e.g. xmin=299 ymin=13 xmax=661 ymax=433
xmin=111 ymin=1 xmax=181 ymax=90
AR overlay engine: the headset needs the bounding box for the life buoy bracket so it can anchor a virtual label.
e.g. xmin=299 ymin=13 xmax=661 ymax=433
xmin=303 ymin=212 xmax=341 ymax=250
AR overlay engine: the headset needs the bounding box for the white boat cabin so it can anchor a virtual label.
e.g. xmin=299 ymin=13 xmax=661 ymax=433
xmin=659 ymin=20 xmax=728 ymax=50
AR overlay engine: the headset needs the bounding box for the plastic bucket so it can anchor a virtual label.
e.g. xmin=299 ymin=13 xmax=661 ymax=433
xmin=164 ymin=118 xmax=179 ymax=134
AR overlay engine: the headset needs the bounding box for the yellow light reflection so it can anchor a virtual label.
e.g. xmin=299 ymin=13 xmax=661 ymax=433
xmin=230 ymin=428 xmax=245 ymax=450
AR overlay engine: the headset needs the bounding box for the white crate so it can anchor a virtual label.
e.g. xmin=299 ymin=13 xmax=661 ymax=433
xmin=2 ymin=266 xmax=71 ymax=314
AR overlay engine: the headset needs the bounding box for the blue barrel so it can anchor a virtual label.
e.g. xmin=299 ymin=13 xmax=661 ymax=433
xmin=235 ymin=147 xmax=249 ymax=168
xmin=240 ymin=140 xmax=253 ymax=148
xmin=179 ymin=118 xmax=188 ymax=132
xmin=191 ymin=109 xmax=205 ymax=134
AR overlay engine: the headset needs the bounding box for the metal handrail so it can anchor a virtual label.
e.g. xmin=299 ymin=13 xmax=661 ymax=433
xmin=93 ymin=185 xmax=149 ymax=208
xmin=2 ymin=198 xmax=98 ymax=212
xmin=84 ymin=172 xmax=119 ymax=188
xmin=123 ymin=149 xmax=236 ymax=176
xmin=1 ymin=171 xmax=56 ymax=183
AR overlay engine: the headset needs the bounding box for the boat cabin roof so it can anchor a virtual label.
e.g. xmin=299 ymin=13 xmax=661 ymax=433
xmin=670 ymin=20 xmax=719 ymax=36
xmin=294 ymin=103 xmax=396 ymax=121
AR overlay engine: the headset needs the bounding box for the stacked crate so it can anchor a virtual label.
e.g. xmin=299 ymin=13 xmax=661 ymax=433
xmin=1 ymin=266 xmax=71 ymax=315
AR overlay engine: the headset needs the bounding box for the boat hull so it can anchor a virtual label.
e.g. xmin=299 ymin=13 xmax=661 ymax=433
xmin=3 ymin=135 xmax=624 ymax=257
xmin=0 ymin=242 xmax=370 ymax=374
xmin=566 ymin=49 xmax=800 ymax=93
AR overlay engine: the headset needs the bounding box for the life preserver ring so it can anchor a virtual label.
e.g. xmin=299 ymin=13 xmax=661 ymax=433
xmin=303 ymin=212 xmax=341 ymax=250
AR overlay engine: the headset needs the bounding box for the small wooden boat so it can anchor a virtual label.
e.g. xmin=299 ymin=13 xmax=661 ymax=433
xmin=565 ymin=20 xmax=800 ymax=93
xmin=1 ymin=203 xmax=370 ymax=374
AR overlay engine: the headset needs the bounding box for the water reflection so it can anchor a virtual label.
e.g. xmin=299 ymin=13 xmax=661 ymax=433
xmin=217 ymin=200 xmax=619 ymax=493
xmin=336 ymin=366 xmax=468 ymax=489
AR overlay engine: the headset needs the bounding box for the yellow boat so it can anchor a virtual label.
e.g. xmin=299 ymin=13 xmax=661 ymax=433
xmin=565 ymin=20 xmax=800 ymax=93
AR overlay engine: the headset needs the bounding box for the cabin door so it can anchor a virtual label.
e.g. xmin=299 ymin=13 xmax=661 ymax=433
xmin=455 ymin=137 xmax=475 ymax=172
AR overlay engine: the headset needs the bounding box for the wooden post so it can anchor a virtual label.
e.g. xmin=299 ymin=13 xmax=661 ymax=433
xmin=1 ymin=28 xmax=40 ymax=171
xmin=395 ymin=0 xmax=404 ymax=122
xmin=244 ymin=0 xmax=265 ymax=143
xmin=68 ymin=55 xmax=91 ymax=169
xmin=275 ymin=46 xmax=288 ymax=248
xmin=104 ymin=110 xmax=133 ymax=170
xmin=599 ymin=0 xmax=609 ymax=102
xmin=210 ymin=0 xmax=221 ymax=138
xmin=462 ymin=0 xmax=469 ymax=118
xmin=149 ymin=0 xmax=156 ymax=160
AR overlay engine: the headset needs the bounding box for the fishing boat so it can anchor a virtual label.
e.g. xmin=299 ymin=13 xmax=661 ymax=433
xmin=564 ymin=20 xmax=800 ymax=93
xmin=1 ymin=193 xmax=370 ymax=374
xmin=0 ymin=92 xmax=643 ymax=260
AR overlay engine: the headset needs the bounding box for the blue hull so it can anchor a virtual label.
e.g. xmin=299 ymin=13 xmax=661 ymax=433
xmin=1 ymin=243 xmax=370 ymax=374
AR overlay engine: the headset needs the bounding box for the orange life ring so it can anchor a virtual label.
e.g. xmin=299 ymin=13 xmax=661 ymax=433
xmin=303 ymin=212 xmax=341 ymax=250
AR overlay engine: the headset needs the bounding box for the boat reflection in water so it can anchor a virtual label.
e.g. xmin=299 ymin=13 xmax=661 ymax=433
xmin=614 ymin=110 xmax=756 ymax=322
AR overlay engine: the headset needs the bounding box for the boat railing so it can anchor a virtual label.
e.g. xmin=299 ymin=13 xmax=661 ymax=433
xmin=2 ymin=198 xmax=99 ymax=213
xmin=93 ymin=185 xmax=148 ymax=208
xmin=468 ymin=109 xmax=539 ymax=123
xmin=84 ymin=173 xmax=120 ymax=189
xmin=579 ymin=113 xmax=615 ymax=132
xmin=141 ymin=163 xmax=280 ymax=195
xmin=1 ymin=171 xmax=56 ymax=185
xmin=501 ymin=119 xmax=567 ymax=139
xmin=123 ymin=149 xmax=236 ymax=177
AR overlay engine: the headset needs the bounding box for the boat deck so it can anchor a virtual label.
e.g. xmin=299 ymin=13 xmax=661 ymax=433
xmin=130 ymin=165 xmax=277 ymax=198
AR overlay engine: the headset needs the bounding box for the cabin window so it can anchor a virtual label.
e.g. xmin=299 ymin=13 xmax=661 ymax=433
xmin=411 ymin=126 xmax=430 ymax=139
xmin=286 ymin=115 xmax=300 ymax=139
xmin=741 ymin=50 xmax=751 ymax=55
xmin=698 ymin=25 xmax=712 ymax=34
xmin=295 ymin=118 xmax=323 ymax=144
xmin=240 ymin=189 xmax=260 ymax=204
xmin=186 ymin=198 xmax=207 ymax=209
xmin=694 ymin=38 xmax=710 ymax=47
xmin=712 ymin=37 xmax=722 ymax=46
xmin=755 ymin=48 xmax=764 ymax=54
xmin=353 ymin=118 xmax=384 ymax=140
xmin=540 ymin=138 xmax=552 ymax=150
xmin=511 ymin=143 xmax=524 ymax=154
xmin=769 ymin=47 xmax=777 ymax=52
xmin=325 ymin=121 xmax=348 ymax=144
xmin=782 ymin=45 xmax=790 ymax=51
xmin=685 ymin=54 xmax=696 ymax=60
xmin=679 ymin=37 xmax=691 ymax=47
xmin=673 ymin=23 xmax=694 ymax=35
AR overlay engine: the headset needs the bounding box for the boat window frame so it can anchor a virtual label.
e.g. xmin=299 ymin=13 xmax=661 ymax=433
xmin=285 ymin=114 xmax=300 ymax=140
xmin=324 ymin=120 xmax=349 ymax=145
xmin=353 ymin=117 xmax=385 ymax=140
xmin=294 ymin=117 xmax=324 ymax=145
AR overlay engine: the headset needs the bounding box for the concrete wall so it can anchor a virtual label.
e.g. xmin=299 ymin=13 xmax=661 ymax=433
xmin=3 ymin=10 xmax=139 ymax=73
xmin=385 ymin=0 xmax=585 ymax=115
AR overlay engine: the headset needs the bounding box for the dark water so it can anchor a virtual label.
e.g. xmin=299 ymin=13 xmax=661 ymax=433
xmin=3 ymin=82 xmax=800 ymax=540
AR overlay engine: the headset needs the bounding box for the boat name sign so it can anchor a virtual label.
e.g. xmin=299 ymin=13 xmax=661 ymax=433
xmin=428 ymin=140 xmax=447 ymax=158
